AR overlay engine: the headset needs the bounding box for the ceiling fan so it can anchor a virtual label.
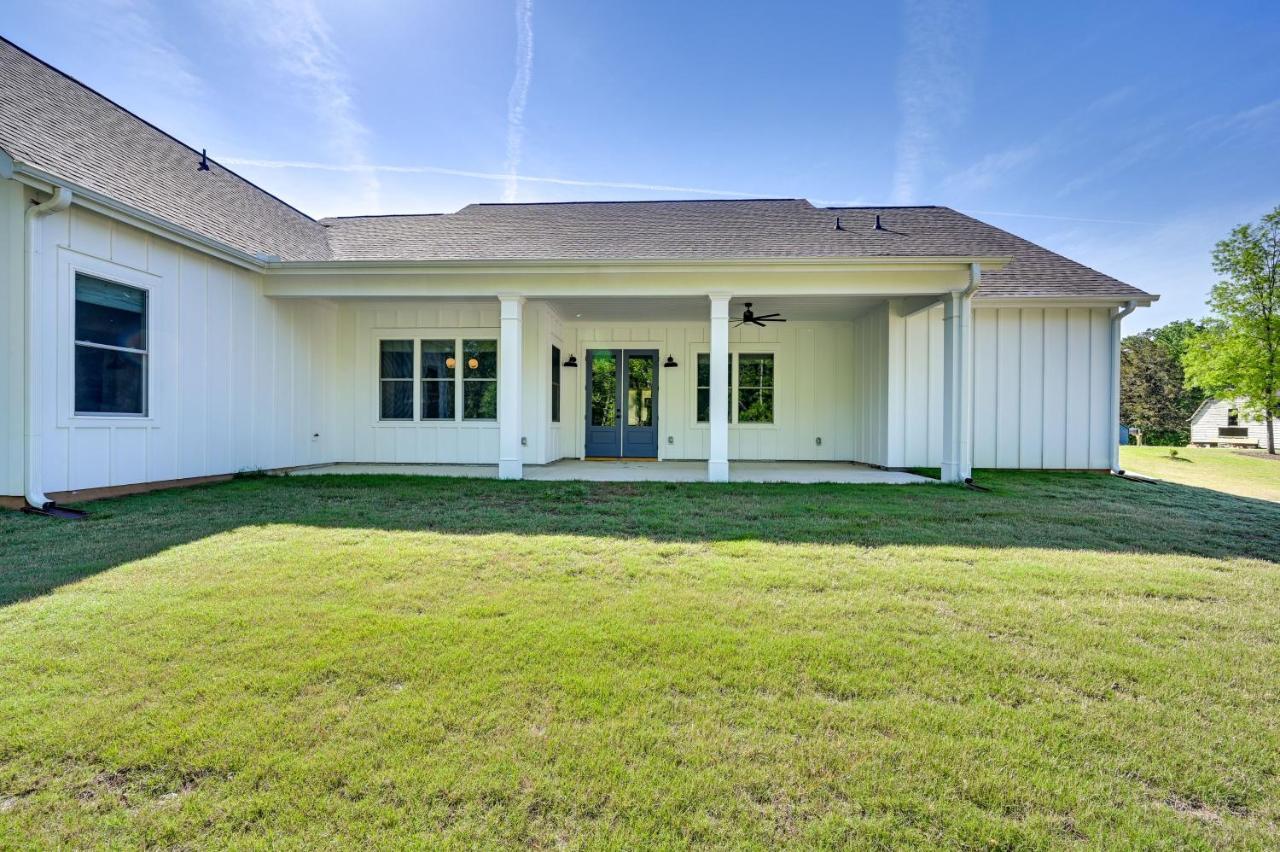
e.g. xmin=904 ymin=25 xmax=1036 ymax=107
xmin=734 ymin=303 xmax=786 ymax=328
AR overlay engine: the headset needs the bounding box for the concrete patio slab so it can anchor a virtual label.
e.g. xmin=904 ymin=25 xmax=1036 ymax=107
xmin=287 ymin=461 xmax=933 ymax=485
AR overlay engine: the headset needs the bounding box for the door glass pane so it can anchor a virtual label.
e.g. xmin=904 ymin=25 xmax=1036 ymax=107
xmin=627 ymin=355 xmax=654 ymax=427
xmin=75 ymin=346 xmax=145 ymax=414
xmin=75 ymin=274 xmax=146 ymax=349
xmin=590 ymin=350 xmax=617 ymax=427
xmin=551 ymin=346 xmax=561 ymax=423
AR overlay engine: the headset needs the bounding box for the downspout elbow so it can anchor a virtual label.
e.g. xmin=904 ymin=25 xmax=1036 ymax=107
xmin=24 ymin=186 xmax=73 ymax=510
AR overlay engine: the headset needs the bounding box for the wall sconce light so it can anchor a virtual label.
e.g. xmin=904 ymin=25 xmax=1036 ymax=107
xmin=445 ymin=357 xmax=457 ymax=369
xmin=663 ymin=355 xmax=678 ymax=368
xmin=467 ymin=357 xmax=479 ymax=370
xmin=563 ymin=354 xmax=579 ymax=367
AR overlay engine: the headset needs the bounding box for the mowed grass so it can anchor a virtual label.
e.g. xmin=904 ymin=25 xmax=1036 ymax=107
xmin=1121 ymin=445 xmax=1280 ymax=502
xmin=1 ymin=473 xmax=1279 ymax=849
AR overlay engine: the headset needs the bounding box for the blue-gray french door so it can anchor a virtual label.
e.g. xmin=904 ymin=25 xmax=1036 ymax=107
xmin=584 ymin=349 xmax=658 ymax=458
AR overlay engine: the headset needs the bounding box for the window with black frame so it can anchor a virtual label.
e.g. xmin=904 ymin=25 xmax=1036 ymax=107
xmin=74 ymin=274 xmax=148 ymax=416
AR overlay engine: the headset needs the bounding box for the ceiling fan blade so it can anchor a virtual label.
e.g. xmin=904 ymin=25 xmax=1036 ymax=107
xmin=751 ymin=319 xmax=767 ymax=327
xmin=733 ymin=320 xmax=746 ymax=327
xmin=752 ymin=313 xmax=781 ymax=320
xmin=766 ymin=317 xmax=787 ymax=322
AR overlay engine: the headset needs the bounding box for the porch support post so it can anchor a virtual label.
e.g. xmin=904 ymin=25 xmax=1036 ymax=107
xmin=941 ymin=287 xmax=973 ymax=483
xmin=708 ymin=293 xmax=731 ymax=482
xmin=498 ymin=295 xmax=525 ymax=480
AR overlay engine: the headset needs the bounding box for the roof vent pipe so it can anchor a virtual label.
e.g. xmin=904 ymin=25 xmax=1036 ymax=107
xmin=834 ymin=216 xmax=843 ymax=231
xmin=874 ymin=214 xmax=885 ymax=230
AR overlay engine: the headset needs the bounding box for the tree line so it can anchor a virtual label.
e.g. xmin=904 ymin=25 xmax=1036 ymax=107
xmin=1121 ymin=205 xmax=1278 ymax=453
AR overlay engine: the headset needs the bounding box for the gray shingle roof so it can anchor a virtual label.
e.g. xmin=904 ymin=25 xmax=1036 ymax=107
xmin=322 ymin=202 xmax=1150 ymax=299
xmin=0 ymin=37 xmax=1151 ymax=301
xmin=0 ymin=37 xmax=330 ymax=261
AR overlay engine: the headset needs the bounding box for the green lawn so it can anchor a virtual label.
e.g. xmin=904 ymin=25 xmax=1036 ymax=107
xmin=1121 ymin=445 xmax=1280 ymax=502
xmin=1 ymin=473 xmax=1279 ymax=849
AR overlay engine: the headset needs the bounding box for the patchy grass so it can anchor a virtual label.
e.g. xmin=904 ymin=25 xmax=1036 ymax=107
xmin=1121 ymin=445 xmax=1280 ymax=502
xmin=1 ymin=472 xmax=1278 ymax=848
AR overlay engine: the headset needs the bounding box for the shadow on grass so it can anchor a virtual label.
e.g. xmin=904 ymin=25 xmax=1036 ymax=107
xmin=1 ymin=470 xmax=1277 ymax=606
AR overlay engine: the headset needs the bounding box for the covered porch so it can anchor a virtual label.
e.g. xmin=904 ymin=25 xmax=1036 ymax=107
xmin=264 ymin=257 xmax=987 ymax=484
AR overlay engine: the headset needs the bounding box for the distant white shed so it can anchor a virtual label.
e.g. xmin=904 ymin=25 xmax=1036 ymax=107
xmin=1189 ymin=398 xmax=1269 ymax=447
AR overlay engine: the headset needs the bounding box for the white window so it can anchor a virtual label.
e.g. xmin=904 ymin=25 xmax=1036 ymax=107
xmin=695 ymin=352 xmax=775 ymax=424
xmin=378 ymin=337 xmax=497 ymax=422
xmin=74 ymin=273 xmax=148 ymax=415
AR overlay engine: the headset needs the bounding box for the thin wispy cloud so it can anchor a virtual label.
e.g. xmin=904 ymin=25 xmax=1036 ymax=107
xmin=503 ymin=0 xmax=535 ymax=202
xmin=222 ymin=0 xmax=381 ymax=212
xmin=79 ymin=0 xmax=203 ymax=95
xmin=941 ymin=86 xmax=1138 ymax=195
xmin=221 ymin=157 xmax=779 ymax=199
xmin=891 ymin=0 xmax=978 ymax=204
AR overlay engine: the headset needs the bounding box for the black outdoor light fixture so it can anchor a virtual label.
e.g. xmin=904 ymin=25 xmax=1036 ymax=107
xmin=663 ymin=355 xmax=678 ymax=368
xmin=563 ymin=354 xmax=578 ymax=367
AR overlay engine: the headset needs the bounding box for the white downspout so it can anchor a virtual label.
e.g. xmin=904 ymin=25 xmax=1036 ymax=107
xmin=960 ymin=263 xmax=980 ymax=483
xmin=24 ymin=186 xmax=72 ymax=509
xmin=1110 ymin=300 xmax=1138 ymax=474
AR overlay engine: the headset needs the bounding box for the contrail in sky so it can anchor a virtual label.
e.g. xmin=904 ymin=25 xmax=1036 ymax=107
xmin=504 ymin=0 xmax=535 ymax=202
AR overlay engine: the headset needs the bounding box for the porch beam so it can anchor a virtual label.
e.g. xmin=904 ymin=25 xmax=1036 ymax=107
xmin=708 ymin=293 xmax=731 ymax=482
xmin=498 ymin=295 xmax=525 ymax=480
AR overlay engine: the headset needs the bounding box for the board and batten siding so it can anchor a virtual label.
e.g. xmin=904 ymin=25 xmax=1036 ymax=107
xmin=894 ymin=304 xmax=1116 ymax=470
xmin=850 ymin=305 xmax=889 ymax=466
xmin=10 ymin=203 xmax=334 ymax=495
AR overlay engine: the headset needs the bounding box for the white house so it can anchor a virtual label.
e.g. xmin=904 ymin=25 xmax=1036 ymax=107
xmin=0 ymin=38 xmax=1156 ymax=510
xmin=1189 ymin=398 xmax=1270 ymax=448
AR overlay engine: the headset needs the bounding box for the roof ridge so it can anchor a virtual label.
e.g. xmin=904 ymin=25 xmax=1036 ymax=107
xmin=468 ymin=198 xmax=809 ymax=207
xmin=322 ymin=212 xmax=446 ymax=222
xmin=0 ymin=35 xmax=319 ymax=225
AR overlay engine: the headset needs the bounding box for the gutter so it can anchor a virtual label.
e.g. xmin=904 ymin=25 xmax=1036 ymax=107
xmin=7 ymin=159 xmax=269 ymax=272
xmin=1109 ymin=300 xmax=1139 ymax=474
xmin=23 ymin=184 xmax=86 ymax=517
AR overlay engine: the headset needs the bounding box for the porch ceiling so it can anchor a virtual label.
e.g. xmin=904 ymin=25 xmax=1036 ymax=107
xmin=542 ymin=294 xmax=894 ymax=322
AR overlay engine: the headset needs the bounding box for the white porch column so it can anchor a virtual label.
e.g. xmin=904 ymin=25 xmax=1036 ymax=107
xmin=941 ymin=289 xmax=973 ymax=483
xmin=708 ymin=293 xmax=731 ymax=482
xmin=498 ymin=295 xmax=525 ymax=480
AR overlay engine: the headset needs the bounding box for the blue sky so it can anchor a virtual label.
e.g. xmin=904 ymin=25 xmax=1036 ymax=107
xmin=5 ymin=0 xmax=1279 ymax=331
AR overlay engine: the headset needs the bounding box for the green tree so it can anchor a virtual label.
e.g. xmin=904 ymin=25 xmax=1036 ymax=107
xmin=1120 ymin=320 xmax=1205 ymax=445
xmin=1184 ymin=206 xmax=1280 ymax=453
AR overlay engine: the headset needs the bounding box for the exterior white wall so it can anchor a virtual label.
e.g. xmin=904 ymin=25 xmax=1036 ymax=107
xmin=1190 ymin=398 xmax=1271 ymax=446
xmin=8 ymin=203 xmax=335 ymax=496
xmin=850 ymin=305 xmax=889 ymax=466
xmin=895 ymin=304 xmax=1116 ymax=470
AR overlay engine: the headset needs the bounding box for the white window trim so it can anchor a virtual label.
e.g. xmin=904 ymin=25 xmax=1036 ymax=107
xmin=58 ymin=247 xmax=162 ymax=426
xmin=690 ymin=347 xmax=778 ymax=429
xmin=372 ymin=333 xmax=500 ymax=428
